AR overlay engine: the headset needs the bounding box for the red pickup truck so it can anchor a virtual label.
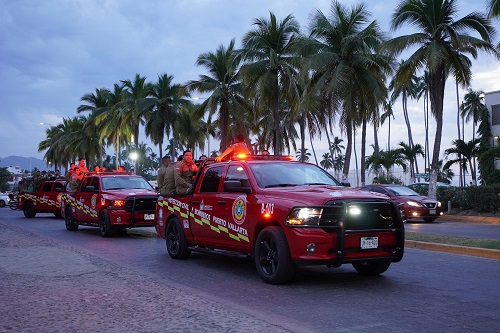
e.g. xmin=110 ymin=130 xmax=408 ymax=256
xmin=155 ymin=155 xmax=405 ymax=284
xmin=61 ymin=172 xmax=158 ymax=237
xmin=17 ymin=179 xmax=66 ymax=218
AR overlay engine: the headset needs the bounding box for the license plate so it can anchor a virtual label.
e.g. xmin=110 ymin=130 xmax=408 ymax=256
xmin=144 ymin=214 xmax=155 ymax=220
xmin=361 ymin=237 xmax=378 ymax=249
xmin=429 ymin=209 xmax=436 ymax=214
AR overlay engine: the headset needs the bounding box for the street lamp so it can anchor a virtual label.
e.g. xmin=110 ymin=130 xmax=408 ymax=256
xmin=129 ymin=152 xmax=138 ymax=174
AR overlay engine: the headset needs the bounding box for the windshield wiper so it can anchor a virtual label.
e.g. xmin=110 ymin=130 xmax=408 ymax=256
xmin=265 ymin=183 xmax=298 ymax=188
xmin=105 ymin=187 xmax=123 ymax=190
xmin=303 ymin=182 xmax=330 ymax=186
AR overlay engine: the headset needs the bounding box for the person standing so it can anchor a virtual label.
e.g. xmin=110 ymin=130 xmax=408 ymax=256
xmin=175 ymin=150 xmax=198 ymax=195
xmin=157 ymin=156 xmax=172 ymax=194
xmin=78 ymin=158 xmax=89 ymax=173
xmin=215 ymin=134 xmax=251 ymax=162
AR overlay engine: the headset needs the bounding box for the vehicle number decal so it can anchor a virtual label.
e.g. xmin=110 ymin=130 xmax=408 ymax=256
xmin=232 ymin=196 xmax=247 ymax=225
xmin=261 ymin=203 xmax=274 ymax=214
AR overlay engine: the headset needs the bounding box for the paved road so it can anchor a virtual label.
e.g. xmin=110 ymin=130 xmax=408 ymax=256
xmin=404 ymin=219 xmax=500 ymax=240
xmin=1 ymin=208 xmax=500 ymax=333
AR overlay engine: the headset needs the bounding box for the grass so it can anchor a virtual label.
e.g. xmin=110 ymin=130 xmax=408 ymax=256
xmin=406 ymin=232 xmax=500 ymax=251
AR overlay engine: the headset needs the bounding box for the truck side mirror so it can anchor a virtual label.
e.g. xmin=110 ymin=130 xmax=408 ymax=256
xmin=224 ymin=180 xmax=252 ymax=194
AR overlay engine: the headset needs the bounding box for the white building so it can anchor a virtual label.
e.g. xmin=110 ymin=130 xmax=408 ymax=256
xmin=485 ymin=90 xmax=500 ymax=169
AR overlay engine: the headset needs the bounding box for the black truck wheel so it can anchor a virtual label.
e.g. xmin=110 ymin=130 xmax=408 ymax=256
xmin=23 ymin=202 xmax=36 ymax=218
xmin=254 ymin=226 xmax=296 ymax=284
xmin=99 ymin=210 xmax=114 ymax=237
xmin=352 ymin=261 xmax=391 ymax=276
xmin=64 ymin=207 xmax=79 ymax=231
xmin=166 ymin=217 xmax=191 ymax=259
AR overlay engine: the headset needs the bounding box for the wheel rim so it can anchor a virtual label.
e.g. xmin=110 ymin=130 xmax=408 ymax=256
xmin=65 ymin=210 xmax=73 ymax=227
xmin=100 ymin=214 xmax=107 ymax=234
xmin=25 ymin=203 xmax=34 ymax=216
xmin=257 ymin=237 xmax=278 ymax=276
xmin=167 ymin=223 xmax=180 ymax=255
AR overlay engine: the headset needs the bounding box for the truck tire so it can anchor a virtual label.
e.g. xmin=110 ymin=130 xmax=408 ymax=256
xmin=23 ymin=202 xmax=36 ymax=218
xmin=254 ymin=226 xmax=296 ymax=284
xmin=166 ymin=217 xmax=191 ymax=259
xmin=352 ymin=261 xmax=391 ymax=276
xmin=99 ymin=210 xmax=115 ymax=237
xmin=65 ymin=207 xmax=79 ymax=231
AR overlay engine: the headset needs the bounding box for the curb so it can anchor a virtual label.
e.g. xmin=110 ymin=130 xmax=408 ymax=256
xmin=439 ymin=215 xmax=500 ymax=224
xmin=405 ymin=240 xmax=500 ymax=260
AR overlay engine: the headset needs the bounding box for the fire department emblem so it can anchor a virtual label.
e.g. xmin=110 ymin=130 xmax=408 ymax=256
xmin=57 ymin=193 xmax=63 ymax=203
xmin=91 ymin=194 xmax=98 ymax=209
xmin=232 ymin=196 xmax=246 ymax=225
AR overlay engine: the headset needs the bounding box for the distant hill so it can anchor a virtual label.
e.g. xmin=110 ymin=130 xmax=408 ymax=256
xmin=0 ymin=156 xmax=54 ymax=172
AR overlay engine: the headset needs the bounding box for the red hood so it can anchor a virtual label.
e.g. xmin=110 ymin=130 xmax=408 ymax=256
xmin=101 ymin=189 xmax=158 ymax=197
xmin=261 ymin=185 xmax=389 ymax=205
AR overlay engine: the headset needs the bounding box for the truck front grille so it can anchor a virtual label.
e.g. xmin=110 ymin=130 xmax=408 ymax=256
xmin=124 ymin=196 xmax=158 ymax=212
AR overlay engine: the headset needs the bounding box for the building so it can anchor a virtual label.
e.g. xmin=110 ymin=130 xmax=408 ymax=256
xmin=485 ymin=90 xmax=500 ymax=169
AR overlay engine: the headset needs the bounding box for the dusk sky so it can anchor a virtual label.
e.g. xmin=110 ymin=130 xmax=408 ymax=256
xmin=1 ymin=0 xmax=499 ymax=179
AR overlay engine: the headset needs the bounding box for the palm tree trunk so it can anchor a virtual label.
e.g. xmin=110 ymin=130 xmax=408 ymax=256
xmin=342 ymin=122 xmax=353 ymax=183
xmin=361 ymin=118 xmax=367 ymax=186
xmin=456 ymin=81 xmax=463 ymax=187
xmin=309 ymin=136 xmax=318 ymax=165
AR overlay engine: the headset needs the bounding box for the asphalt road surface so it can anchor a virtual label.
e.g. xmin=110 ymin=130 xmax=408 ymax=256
xmin=1 ymin=208 xmax=499 ymax=333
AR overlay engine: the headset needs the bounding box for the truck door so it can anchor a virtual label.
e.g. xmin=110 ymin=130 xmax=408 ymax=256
xmin=76 ymin=177 xmax=99 ymax=222
xmin=38 ymin=182 xmax=54 ymax=212
xmin=189 ymin=165 xmax=225 ymax=246
xmin=49 ymin=182 xmax=64 ymax=211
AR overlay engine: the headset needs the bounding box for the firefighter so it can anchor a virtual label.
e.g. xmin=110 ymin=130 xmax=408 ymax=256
xmin=215 ymin=134 xmax=251 ymax=162
xmin=175 ymin=150 xmax=198 ymax=195
xmin=157 ymin=156 xmax=172 ymax=195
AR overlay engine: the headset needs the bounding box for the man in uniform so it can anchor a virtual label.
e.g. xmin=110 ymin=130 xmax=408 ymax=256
xmin=175 ymin=150 xmax=198 ymax=195
xmin=78 ymin=158 xmax=89 ymax=173
xmin=157 ymin=156 xmax=172 ymax=195
xmin=215 ymin=134 xmax=251 ymax=162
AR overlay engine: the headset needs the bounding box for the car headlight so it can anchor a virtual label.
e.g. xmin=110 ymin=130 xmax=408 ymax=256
xmin=438 ymin=201 xmax=442 ymax=207
xmin=285 ymin=208 xmax=323 ymax=226
xmin=407 ymin=201 xmax=423 ymax=207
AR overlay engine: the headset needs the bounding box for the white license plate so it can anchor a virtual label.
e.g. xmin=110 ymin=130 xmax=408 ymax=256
xmin=429 ymin=209 xmax=436 ymax=214
xmin=144 ymin=214 xmax=155 ymax=220
xmin=361 ymin=237 xmax=378 ymax=249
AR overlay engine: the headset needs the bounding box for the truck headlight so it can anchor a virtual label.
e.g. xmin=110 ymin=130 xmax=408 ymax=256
xmin=285 ymin=208 xmax=323 ymax=226
xmin=109 ymin=200 xmax=126 ymax=208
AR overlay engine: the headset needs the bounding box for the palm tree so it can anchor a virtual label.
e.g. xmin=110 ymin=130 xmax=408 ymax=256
xmin=444 ymin=138 xmax=482 ymax=185
xmin=320 ymin=152 xmax=333 ymax=170
xmin=365 ymin=148 xmax=407 ymax=179
xmin=240 ymin=12 xmax=301 ymax=154
xmin=384 ymin=0 xmax=498 ymax=198
xmin=461 ymin=89 xmax=489 ymax=183
xmin=93 ymin=84 xmax=134 ymax=169
xmin=120 ymin=74 xmax=154 ymax=171
xmin=187 ymin=39 xmax=249 ymax=152
xmin=488 ymin=0 xmax=500 ymax=17
xmin=380 ymin=99 xmax=395 ymax=151
xmin=146 ymin=74 xmax=189 ymax=158
xmin=397 ymin=141 xmax=424 ymax=183
xmin=295 ymin=148 xmax=311 ymax=162
xmin=304 ymin=1 xmax=391 ymax=182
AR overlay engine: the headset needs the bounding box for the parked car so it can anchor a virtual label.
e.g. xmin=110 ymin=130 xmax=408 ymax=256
xmin=359 ymin=184 xmax=442 ymax=223
xmin=0 ymin=193 xmax=9 ymax=207
xmin=407 ymin=182 xmax=451 ymax=190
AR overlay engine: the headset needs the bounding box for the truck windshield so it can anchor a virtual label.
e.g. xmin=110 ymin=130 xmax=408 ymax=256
xmin=249 ymin=162 xmax=342 ymax=188
xmin=101 ymin=176 xmax=154 ymax=191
